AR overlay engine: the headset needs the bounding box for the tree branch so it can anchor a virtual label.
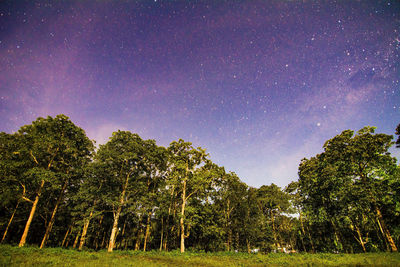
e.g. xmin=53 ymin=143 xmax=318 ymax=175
xmin=21 ymin=196 xmax=34 ymax=203
xmin=47 ymin=147 xmax=60 ymax=169
xmin=19 ymin=183 xmax=33 ymax=203
xmin=30 ymin=150 xmax=39 ymax=165
xmin=185 ymin=188 xmax=199 ymax=201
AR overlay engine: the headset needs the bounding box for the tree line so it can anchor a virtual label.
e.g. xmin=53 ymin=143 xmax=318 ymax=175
xmin=1 ymin=115 xmax=399 ymax=253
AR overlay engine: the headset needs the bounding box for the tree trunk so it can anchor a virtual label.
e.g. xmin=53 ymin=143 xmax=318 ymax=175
xmin=40 ymin=179 xmax=68 ymax=249
xmin=298 ymin=210 xmax=307 ymax=252
xmin=180 ymin=179 xmax=187 ymax=253
xmin=19 ymin=179 xmax=45 ymax=247
xmin=143 ymin=211 xmax=152 ymax=251
xmin=119 ymin=237 xmax=126 ymax=250
xmin=108 ymin=173 xmax=130 ymax=252
xmin=117 ymin=221 xmax=126 ymax=249
xmin=330 ymin=218 xmax=343 ymax=252
xmin=246 ymin=238 xmax=251 ymax=253
xmin=113 ymin=226 xmax=120 ymax=249
xmin=354 ymin=223 xmax=366 ymax=253
xmin=135 ymin=228 xmax=143 ymax=251
xmin=159 ymin=216 xmax=164 ymax=251
xmin=375 ymin=206 xmax=397 ymax=252
xmin=271 ymin=212 xmax=280 ymax=251
xmin=225 ymin=199 xmax=233 ymax=252
xmin=73 ymin=228 xmax=81 ymax=249
xmin=371 ymin=214 xmax=388 ymax=250
xmin=278 ymin=232 xmax=285 ymax=253
xmin=305 ymin=222 xmax=315 ymax=253
xmin=162 ymin=231 xmax=168 ymax=250
xmin=101 ymin=231 xmax=106 ymax=249
xmin=163 ymin=187 xmax=176 ymax=251
xmin=79 ymin=211 xmax=93 ymax=250
xmin=1 ymin=200 xmax=20 ymax=243
xmin=108 ymin=204 xmax=122 ymax=252
xmin=124 ymin=237 xmax=128 ymax=250
xmin=65 ymin=229 xmax=73 ymax=247
xmin=290 ymin=236 xmax=295 ymax=252
xmin=162 ymin=217 xmax=169 ymax=251
xmin=94 ymin=215 xmax=103 ymax=250
xmin=235 ymin=232 xmax=239 ymax=251
xmin=61 ymin=224 xmax=72 ymax=247
xmin=228 ymin=228 xmax=233 ymax=252
xmin=299 ymin=233 xmax=306 ymax=252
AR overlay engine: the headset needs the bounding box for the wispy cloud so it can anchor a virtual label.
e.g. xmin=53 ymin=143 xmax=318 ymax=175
xmin=85 ymin=123 xmax=128 ymax=146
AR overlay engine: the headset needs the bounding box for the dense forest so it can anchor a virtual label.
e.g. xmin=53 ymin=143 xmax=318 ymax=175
xmin=1 ymin=115 xmax=400 ymax=254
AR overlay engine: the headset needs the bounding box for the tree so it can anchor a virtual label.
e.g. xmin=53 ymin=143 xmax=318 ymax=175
xmin=213 ymin=172 xmax=248 ymax=251
xmin=285 ymin=181 xmax=314 ymax=252
xmin=298 ymin=127 xmax=399 ymax=252
xmin=256 ymin=184 xmax=291 ymax=252
xmin=95 ymin=131 xmax=164 ymax=252
xmin=141 ymin=143 xmax=167 ymax=251
xmin=167 ymin=139 xmax=210 ymax=253
xmin=0 ymin=132 xmax=29 ymax=243
xmin=242 ymin=187 xmax=266 ymax=253
xmin=14 ymin=115 xmax=93 ymax=247
xmin=71 ymin=161 xmax=107 ymax=251
xmin=396 ymin=123 xmax=400 ymax=148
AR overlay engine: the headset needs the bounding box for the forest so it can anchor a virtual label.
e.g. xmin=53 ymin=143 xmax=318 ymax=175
xmin=1 ymin=114 xmax=400 ymax=254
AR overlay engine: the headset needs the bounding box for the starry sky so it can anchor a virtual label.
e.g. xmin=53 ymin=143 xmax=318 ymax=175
xmin=1 ymin=0 xmax=399 ymax=188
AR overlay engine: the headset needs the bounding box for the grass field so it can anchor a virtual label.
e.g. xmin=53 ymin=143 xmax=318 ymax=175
xmin=1 ymin=245 xmax=400 ymax=266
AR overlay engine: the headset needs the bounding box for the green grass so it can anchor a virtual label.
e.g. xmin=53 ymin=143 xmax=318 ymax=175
xmin=1 ymin=245 xmax=399 ymax=266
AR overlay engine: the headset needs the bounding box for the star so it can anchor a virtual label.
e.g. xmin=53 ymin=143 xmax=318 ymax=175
xmin=0 ymin=0 xmax=398 ymax=190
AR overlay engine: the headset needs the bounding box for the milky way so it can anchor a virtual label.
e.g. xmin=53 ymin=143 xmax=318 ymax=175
xmin=1 ymin=0 xmax=399 ymax=187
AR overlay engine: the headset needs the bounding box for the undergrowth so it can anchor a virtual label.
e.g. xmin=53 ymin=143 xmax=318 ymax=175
xmin=1 ymin=245 xmax=399 ymax=266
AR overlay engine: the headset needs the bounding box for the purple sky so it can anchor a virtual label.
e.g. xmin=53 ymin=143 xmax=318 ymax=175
xmin=1 ymin=0 xmax=399 ymax=187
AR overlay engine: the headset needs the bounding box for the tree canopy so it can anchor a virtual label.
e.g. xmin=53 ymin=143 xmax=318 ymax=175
xmin=1 ymin=116 xmax=399 ymax=253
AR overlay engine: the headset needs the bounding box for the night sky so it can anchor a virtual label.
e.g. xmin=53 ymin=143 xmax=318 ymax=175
xmin=1 ymin=0 xmax=399 ymax=188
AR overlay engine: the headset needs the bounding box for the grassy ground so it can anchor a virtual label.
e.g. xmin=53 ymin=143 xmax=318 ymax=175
xmin=1 ymin=245 xmax=400 ymax=266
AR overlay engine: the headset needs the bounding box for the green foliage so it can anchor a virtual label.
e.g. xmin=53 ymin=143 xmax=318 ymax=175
xmin=1 ymin=115 xmax=399 ymax=255
xmin=298 ymin=127 xmax=399 ymax=252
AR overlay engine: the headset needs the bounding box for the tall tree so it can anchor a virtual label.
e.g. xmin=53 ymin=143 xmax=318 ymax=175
xmin=285 ymin=181 xmax=314 ymax=252
xmin=15 ymin=115 xmax=93 ymax=247
xmin=298 ymin=127 xmax=399 ymax=252
xmin=256 ymin=184 xmax=291 ymax=251
xmin=0 ymin=132 xmax=29 ymax=243
xmin=168 ymin=139 xmax=210 ymax=253
xmin=214 ymin=172 xmax=248 ymax=251
xmin=242 ymin=187 xmax=267 ymax=253
xmin=95 ymin=131 xmax=163 ymax=252
xmin=72 ymin=161 xmax=107 ymax=251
